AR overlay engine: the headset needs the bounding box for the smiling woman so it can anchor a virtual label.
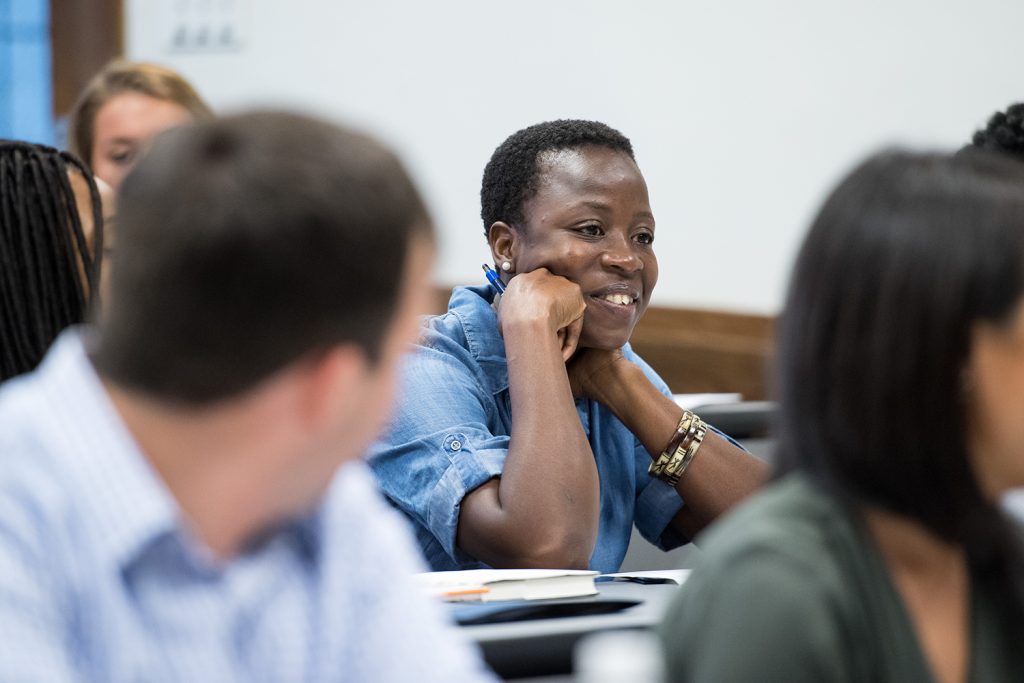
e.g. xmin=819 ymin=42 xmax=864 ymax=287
xmin=368 ymin=120 xmax=768 ymax=572
xmin=489 ymin=145 xmax=658 ymax=351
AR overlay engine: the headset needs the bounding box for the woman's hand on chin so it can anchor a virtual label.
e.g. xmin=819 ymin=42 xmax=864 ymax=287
xmin=496 ymin=268 xmax=585 ymax=361
xmin=567 ymin=347 xmax=630 ymax=400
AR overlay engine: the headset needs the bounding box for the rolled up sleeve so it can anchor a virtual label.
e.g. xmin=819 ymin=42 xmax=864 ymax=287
xmin=368 ymin=337 xmax=510 ymax=565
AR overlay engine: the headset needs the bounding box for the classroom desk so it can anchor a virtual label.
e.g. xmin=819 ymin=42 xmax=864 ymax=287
xmin=458 ymin=581 xmax=680 ymax=680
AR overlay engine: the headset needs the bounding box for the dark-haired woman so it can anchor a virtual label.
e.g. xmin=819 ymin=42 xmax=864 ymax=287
xmin=368 ymin=120 xmax=767 ymax=572
xmin=659 ymin=150 xmax=1024 ymax=682
xmin=0 ymin=141 xmax=111 ymax=381
xmin=970 ymin=102 xmax=1024 ymax=161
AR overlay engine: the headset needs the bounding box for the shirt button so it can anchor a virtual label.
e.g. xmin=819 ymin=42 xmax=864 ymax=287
xmin=450 ymin=440 xmax=462 ymax=451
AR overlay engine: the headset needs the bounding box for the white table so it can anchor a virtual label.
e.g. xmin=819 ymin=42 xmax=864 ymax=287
xmin=457 ymin=581 xmax=681 ymax=679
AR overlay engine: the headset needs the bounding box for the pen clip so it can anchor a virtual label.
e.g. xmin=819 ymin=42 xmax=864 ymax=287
xmin=482 ymin=263 xmax=506 ymax=295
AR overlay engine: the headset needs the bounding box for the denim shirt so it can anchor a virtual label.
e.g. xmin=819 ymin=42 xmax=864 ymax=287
xmin=368 ymin=285 xmax=688 ymax=573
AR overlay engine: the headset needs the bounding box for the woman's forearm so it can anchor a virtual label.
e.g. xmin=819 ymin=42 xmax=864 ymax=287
xmin=457 ymin=320 xmax=600 ymax=568
xmin=589 ymin=361 xmax=769 ymax=538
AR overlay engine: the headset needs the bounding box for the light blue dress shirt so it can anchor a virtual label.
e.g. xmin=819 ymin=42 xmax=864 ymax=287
xmin=0 ymin=332 xmax=496 ymax=683
xmin=368 ymin=286 xmax=689 ymax=573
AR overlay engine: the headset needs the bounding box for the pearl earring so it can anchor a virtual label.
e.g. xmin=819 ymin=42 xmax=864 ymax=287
xmin=501 ymin=261 xmax=512 ymax=272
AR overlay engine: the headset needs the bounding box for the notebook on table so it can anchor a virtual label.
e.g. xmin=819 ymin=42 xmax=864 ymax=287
xmin=416 ymin=568 xmax=599 ymax=602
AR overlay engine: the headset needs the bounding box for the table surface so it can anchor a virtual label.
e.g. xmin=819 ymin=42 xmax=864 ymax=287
xmin=458 ymin=581 xmax=681 ymax=680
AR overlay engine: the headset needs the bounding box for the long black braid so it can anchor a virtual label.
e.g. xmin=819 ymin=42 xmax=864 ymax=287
xmin=0 ymin=140 xmax=103 ymax=381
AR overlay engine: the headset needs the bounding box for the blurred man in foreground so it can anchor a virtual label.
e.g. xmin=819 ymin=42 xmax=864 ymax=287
xmin=0 ymin=110 xmax=495 ymax=682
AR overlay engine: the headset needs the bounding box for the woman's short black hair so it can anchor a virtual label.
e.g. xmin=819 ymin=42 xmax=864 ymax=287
xmin=480 ymin=119 xmax=634 ymax=237
xmin=970 ymin=103 xmax=1024 ymax=161
xmin=0 ymin=141 xmax=102 ymax=381
xmin=776 ymin=149 xmax=1024 ymax=624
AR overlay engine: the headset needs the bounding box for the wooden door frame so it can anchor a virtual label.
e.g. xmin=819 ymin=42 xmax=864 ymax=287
xmin=50 ymin=0 xmax=123 ymax=119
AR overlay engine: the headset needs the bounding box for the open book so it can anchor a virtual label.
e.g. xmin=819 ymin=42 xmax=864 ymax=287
xmin=416 ymin=568 xmax=599 ymax=602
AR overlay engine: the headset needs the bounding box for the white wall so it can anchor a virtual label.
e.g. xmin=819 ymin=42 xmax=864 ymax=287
xmin=126 ymin=0 xmax=1024 ymax=314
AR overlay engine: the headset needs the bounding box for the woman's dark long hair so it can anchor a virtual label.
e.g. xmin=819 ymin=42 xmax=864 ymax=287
xmin=776 ymin=149 xmax=1024 ymax=625
xmin=0 ymin=141 xmax=103 ymax=381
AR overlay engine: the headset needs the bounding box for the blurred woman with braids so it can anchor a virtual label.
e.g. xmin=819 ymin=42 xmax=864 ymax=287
xmin=0 ymin=141 xmax=112 ymax=381
xmin=660 ymin=150 xmax=1024 ymax=682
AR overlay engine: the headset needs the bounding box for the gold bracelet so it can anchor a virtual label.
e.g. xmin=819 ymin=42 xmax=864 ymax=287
xmin=660 ymin=440 xmax=689 ymax=479
xmin=661 ymin=422 xmax=708 ymax=487
xmin=661 ymin=423 xmax=698 ymax=483
xmin=668 ymin=416 xmax=699 ymax=469
xmin=649 ymin=450 xmax=671 ymax=477
xmin=649 ymin=411 xmax=694 ymax=477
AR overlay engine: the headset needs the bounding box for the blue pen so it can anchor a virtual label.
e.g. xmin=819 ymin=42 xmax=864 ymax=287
xmin=482 ymin=264 xmax=506 ymax=295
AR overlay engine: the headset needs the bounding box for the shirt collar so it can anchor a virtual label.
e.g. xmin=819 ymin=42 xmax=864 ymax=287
xmin=36 ymin=331 xmax=185 ymax=570
xmin=39 ymin=331 xmax=324 ymax=572
xmin=446 ymin=285 xmax=510 ymax=395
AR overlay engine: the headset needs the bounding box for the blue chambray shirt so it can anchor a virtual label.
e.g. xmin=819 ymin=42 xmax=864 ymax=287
xmin=0 ymin=332 xmax=496 ymax=683
xmin=368 ymin=285 xmax=689 ymax=573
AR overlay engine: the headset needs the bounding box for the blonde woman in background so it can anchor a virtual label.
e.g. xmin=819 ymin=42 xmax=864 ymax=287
xmin=69 ymin=60 xmax=212 ymax=189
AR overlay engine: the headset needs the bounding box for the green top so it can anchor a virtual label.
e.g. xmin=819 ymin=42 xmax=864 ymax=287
xmin=659 ymin=474 xmax=1023 ymax=682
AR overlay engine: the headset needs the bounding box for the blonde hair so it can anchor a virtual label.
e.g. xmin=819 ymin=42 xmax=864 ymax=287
xmin=69 ymin=60 xmax=213 ymax=167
